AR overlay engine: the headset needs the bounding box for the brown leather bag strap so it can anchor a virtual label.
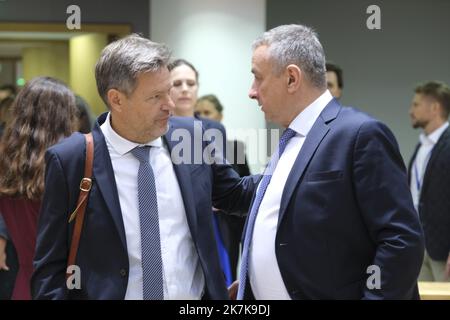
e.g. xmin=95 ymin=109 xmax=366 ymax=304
xmin=67 ymin=133 xmax=94 ymax=273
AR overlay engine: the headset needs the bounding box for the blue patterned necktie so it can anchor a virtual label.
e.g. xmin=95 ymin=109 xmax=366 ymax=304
xmin=237 ymin=128 xmax=297 ymax=300
xmin=131 ymin=146 xmax=164 ymax=300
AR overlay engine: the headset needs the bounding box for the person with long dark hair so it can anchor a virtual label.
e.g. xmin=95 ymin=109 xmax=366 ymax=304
xmin=0 ymin=76 xmax=77 ymax=299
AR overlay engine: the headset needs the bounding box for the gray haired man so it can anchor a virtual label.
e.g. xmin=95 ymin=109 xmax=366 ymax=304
xmin=32 ymin=34 xmax=257 ymax=300
xmin=232 ymin=24 xmax=424 ymax=300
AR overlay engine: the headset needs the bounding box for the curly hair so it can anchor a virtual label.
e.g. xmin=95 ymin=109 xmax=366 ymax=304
xmin=0 ymin=77 xmax=77 ymax=200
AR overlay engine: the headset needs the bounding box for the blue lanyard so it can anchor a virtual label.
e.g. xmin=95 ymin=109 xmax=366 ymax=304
xmin=414 ymin=149 xmax=433 ymax=191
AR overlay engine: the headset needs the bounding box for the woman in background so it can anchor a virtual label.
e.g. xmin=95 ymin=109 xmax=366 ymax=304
xmin=0 ymin=77 xmax=77 ymax=299
xmin=168 ymin=59 xmax=234 ymax=286
xmin=195 ymin=94 xmax=251 ymax=281
xmin=168 ymin=59 xmax=200 ymax=117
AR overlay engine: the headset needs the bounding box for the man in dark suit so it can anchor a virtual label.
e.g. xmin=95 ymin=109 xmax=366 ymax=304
xmin=232 ymin=24 xmax=424 ymax=300
xmin=31 ymin=34 xmax=257 ymax=300
xmin=408 ymin=81 xmax=450 ymax=282
xmin=325 ymin=62 xmax=343 ymax=100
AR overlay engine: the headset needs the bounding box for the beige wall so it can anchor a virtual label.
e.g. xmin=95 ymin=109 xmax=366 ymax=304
xmin=22 ymin=41 xmax=69 ymax=84
xmin=70 ymin=33 xmax=108 ymax=116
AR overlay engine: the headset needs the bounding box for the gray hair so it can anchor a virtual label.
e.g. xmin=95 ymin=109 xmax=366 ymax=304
xmin=252 ymin=24 xmax=326 ymax=89
xmin=95 ymin=34 xmax=171 ymax=108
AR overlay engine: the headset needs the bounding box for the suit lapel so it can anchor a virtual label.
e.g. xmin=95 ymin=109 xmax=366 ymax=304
xmin=421 ymin=127 xmax=450 ymax=195
xmin=163 ymin=122 xmax=198 ymax=239
xmin=277 ymin=100 xmax=340 ymax=227
xmin=91 ymin=119 xmax=127 ymax=249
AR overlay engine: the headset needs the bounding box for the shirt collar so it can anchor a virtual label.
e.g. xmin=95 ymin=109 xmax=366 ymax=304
xmin=101 ymin=112 xmax=163 ymax=156
xmin=288 ymin=90 xmax=333 ymax=137
xmin=419 ymin=122 xmax=449 ymax=146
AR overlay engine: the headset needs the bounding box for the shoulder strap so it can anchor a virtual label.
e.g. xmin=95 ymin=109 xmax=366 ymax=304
xmin=67 ymin=133 xmax=94 ymax=272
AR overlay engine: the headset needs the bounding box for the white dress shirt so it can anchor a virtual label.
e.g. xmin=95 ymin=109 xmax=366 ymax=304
xmin=249 ymin=90 xmax=333 ymax=300
xmin=101 ymin=113 xmax=204 ymax=300
xmin=410 ymin=122 xmax=449 ymax=212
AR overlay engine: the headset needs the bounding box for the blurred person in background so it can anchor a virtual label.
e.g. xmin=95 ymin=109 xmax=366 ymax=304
xmin=408 ymin=81 xmax=450 ymax=282
xmin=75 ymin=95 xmax=95 ymax=134
xmin=0 ymin=90 xmax=19 ymax=299
xmin=325 ymin=62 xmax=343 ymax=99
xmin=0 ymin=84 xmax=16 ymax=102
xmin=0 ymin=84 xmax=16 ymax=136
xmin=169 ymin=59 xmax=234 ymax=286
xmin=0 ymin=77 xmax=77 ymax=299
xmin=195 ymin=94 xmax=251 ymax=280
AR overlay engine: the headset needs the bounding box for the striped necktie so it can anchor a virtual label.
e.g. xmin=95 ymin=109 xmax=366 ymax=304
xmin=131 ymin=146 xmax=164 ymax=300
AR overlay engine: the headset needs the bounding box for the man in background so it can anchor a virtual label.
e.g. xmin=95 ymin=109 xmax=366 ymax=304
xmin=408 ymin=81 xmax=450 ymax=281
xmin=325 ymin=62 xmax=343 ymax=99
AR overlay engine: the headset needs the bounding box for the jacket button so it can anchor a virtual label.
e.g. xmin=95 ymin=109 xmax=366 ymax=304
xmin=279 ymin=242 xmax=288 ymax=247
xmin=120 ymin=269 xmax=127 ymax=277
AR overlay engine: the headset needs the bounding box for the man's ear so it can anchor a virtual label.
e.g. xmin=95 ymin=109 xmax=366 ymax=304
xmin=286 ymin=64 xmax=301 ymax=93
xmin=431 ymin=101 xmax=446 ymax=118
xmin=107 ymin=89 xmax=125 ymax=112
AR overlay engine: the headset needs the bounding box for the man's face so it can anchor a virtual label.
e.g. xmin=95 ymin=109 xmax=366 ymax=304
xmin=169 ymin=65 xmax=199 ymax=116
xmin=195 ymin=100 xmax=222 ymax=122
xmin=249 ymin=45 xmax=289 ymax=126
xmin=409 ymin=93 xmax=435 ymax=129
xmin=326 ymin=71 xmax=342 ymax=98
xmin=113 ymin=68 xmax=174 ymax=142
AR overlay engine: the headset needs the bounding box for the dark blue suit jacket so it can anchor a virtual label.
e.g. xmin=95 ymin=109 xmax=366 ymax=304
xmin=408 ymin=126 xmax=450 ymax=261
xmin=243 ymin=99 xmax=424 ymax=300
xmin=32 ymin=113 xmax=257 ymax=300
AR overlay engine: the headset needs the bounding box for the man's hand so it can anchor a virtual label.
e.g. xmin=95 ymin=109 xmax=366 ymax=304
xmin=0 ymin=237 xmax=10 ymax=271
xmin=445 ymin=253 xmax=450 ymax=280
xmin=228 ymin=280 xmax=239 ymax=300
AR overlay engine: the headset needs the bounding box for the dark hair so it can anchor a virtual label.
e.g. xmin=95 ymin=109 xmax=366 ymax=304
xmin=0 ymin=96 xmax=15 ymax=137
xmin=75 ymin=95 xmax=93 ymax=133
xmin=0 ymin=96 xmax=14 ymax=122
xmin=415 ymin=81 xmax=450 ymax=118
xmin=197 ymin=94 xmax=223 ymax=114
xmin=168 ymin=59 xmax=199 ymax=81
xmin=0 ymin=77 xmax=77 ymax=200
xmin=326 ymin=62 xmax=343 ymax=89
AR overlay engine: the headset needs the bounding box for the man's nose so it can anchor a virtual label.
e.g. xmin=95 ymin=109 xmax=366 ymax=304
xmin=164 ymin=95 xmax=175 ymax=110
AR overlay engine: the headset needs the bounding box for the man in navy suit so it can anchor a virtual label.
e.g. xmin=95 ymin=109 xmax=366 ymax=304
xmin=233 ymin=24 xmax=424 ymax=300
xmin=31 ymin=35 xmax=257 ymax=300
